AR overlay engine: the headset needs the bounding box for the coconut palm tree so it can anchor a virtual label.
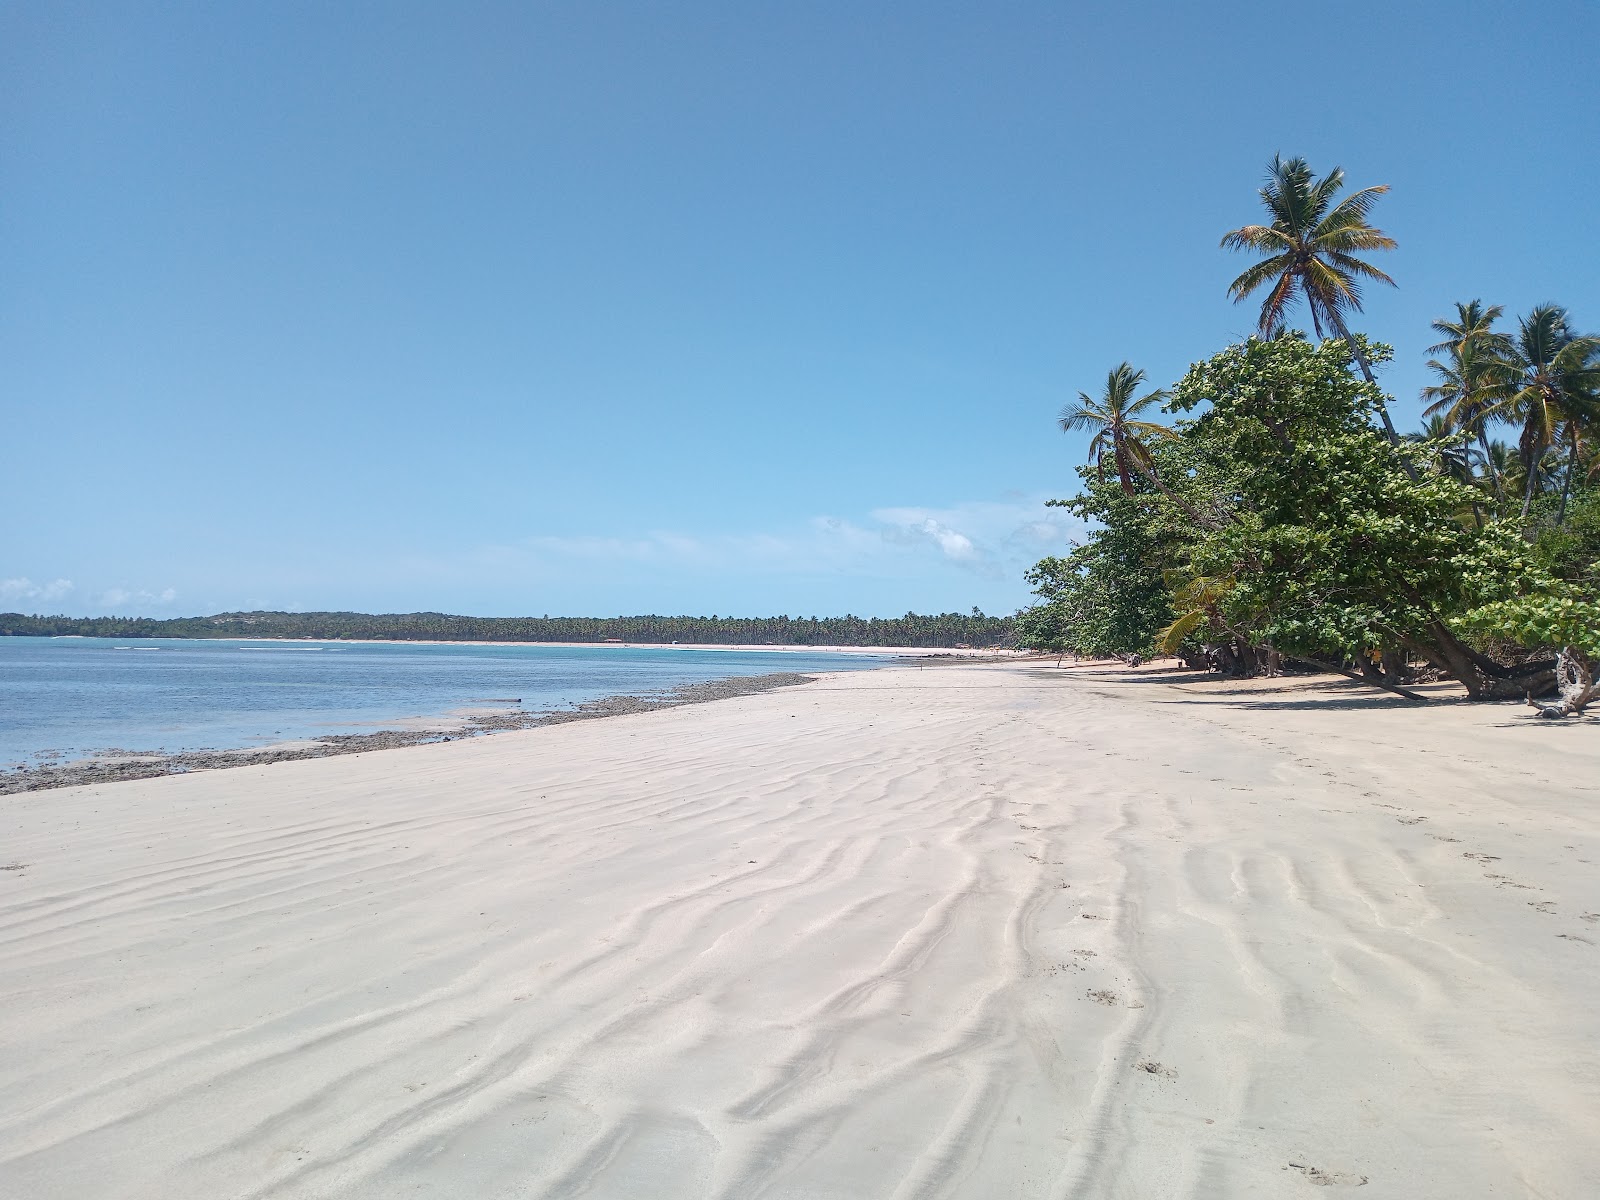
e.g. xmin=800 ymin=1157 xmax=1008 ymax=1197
xmin=1407 ymin=415 xmax=1476 ymax=483
xmin=1427 ymin=300 xmax=1512 ymax=360
xmin=1058 ymin=363 xmax=1176 ymax=495
xmin=1422 ymin=305 xmax=1513 ymax=499
xmin=1408 ymin=414 xmax=1486 ymax=526
xmin=1490 ymin=305 xmax=1600 ymax=522
xmin=1484 ymin=439 xmax=1523 ymax=500
xmin=1221 ymin=155 xmax=1402 ymax=444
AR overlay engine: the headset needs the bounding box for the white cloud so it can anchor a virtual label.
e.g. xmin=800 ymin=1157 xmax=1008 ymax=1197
xmin=98 ymin=586 xmax=178 ymax=611
xmin=869 ymin=497 xmax=1085 ymax=578
xmin=478 ymin=493 xmax=1083 ymax=584
xmin=0 ymin=577 xmax=74 ymax=604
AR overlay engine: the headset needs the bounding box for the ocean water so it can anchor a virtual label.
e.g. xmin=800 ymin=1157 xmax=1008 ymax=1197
xmin=0 ymin=637 xmax=886 ymax=767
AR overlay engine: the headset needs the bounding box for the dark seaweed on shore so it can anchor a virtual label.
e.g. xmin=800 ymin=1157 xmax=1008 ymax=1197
xmin=0 ymin=673 xmax=816 ymax=796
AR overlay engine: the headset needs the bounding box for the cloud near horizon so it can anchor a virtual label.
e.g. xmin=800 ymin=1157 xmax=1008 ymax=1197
xmin=3 ymin=495 xmax=1084 ymax=618
xmin=98 ymin=587 xmax=179 ymax=610
xmin=0 ymin=577 xmax=75 ymax=605
xmin=504 ymin=494 xmax=1084 ymax=584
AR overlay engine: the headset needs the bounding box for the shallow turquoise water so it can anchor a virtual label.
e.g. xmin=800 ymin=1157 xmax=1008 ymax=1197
xmin=0 ymin=637 xmax=885 ymax=766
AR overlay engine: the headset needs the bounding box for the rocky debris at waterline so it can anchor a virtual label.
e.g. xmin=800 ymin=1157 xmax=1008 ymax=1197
xmin=0 ymin=672 xmax=817 ymax=796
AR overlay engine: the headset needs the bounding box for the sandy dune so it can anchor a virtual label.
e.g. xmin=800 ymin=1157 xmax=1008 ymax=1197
xmin=2 ymin=663 xmax=1597 ymax=1198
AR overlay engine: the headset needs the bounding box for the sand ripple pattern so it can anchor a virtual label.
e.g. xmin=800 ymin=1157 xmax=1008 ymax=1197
xmin=2 ymin=665 xmax=1599 ymax=1198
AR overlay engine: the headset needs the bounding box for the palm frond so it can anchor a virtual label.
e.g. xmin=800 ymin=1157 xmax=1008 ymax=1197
xmin=1155 ymin=610 xmax=1209 ymax=656
xmin=1225 ymin=255 xmax=1293 ymax=303
xmin=1220 ymin=225 xmax=1292 ymax=253
xmin=1253 ymin=269 xmax=1299 ymax=336
xmin=1125 ymin=418 xmax=1178 ymax=440
xmin=1316 ymin=184 xmax=1391 ymax=234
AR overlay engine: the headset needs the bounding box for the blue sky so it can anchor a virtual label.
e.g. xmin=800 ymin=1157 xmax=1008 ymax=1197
xmin=5 ymin=1 xmax=1597 ymax=618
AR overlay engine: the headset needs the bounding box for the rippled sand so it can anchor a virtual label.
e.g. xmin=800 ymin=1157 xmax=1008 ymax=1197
xmin=2 ymin=663 xmax=1597 ymax=1198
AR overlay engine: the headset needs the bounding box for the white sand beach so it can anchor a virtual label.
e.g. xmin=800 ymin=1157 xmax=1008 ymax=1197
xmin=2 ymin=662 xmax=1597 ymax=1198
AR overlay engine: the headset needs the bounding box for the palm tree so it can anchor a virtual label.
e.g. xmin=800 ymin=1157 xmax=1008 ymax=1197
xmin=1407 ymin=415 xmax=1476 ymax=483
xmin=1490 ymin=305 xmax=1600 ymax=522
xmin=1058 ymin=363 xmax=1176 ymax=495
xmin=1221 ymin=155 xmax=1402 ymax=444
xmin=1407 ymin=414 xmax=1482 ymax=526
xmin=1484 ymin=439 xmax=1523 ymax=499
xmin=1427 ymin=299 xmax=1512 ymax=360
xmin=1421 ymin=302 xmax=1513 ymax=500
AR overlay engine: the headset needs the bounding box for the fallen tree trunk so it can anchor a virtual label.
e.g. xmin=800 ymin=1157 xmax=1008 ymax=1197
xmin=1288 ymin=654 xmax=1429 ymax=703
xmin=1528 ymin=646 xmax=1600 ymax=718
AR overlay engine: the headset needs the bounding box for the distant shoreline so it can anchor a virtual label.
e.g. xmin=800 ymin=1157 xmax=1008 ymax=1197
xmin=34 ymin=634 xmax=1023 ymax=657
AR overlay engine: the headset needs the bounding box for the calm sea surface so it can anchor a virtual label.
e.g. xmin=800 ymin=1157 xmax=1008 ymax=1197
xmin=0 ymin=638 xmax=886 ymax=766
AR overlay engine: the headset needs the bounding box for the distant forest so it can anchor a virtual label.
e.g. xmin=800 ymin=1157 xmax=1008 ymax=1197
xmin=0 ymin=610 xmax=1016 ymax=648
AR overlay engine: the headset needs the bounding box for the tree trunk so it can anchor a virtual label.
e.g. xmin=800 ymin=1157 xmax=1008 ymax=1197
xmin=1402 ymin=622 xmax=1556 ymax=700
xmin=1520 ymin=445 xmax=1541 ymax=523
xmin=1125 ymin=451 xmax=1227 ymax=531
xmin=1556 ymin=431 xmax=1579 ymax=526
xmin=1476 ymin=427 xmax=1502 ymax=503
xmin=1528 ymin=647 xmax=1600 ymax=717
xmin=1290 ymin=653 xmax=1428 ymax=702
xmin=1208 ymin=641 xmax=1245 ymax=677
xmin=1327 ymin=311 xmax=1403 ymax=450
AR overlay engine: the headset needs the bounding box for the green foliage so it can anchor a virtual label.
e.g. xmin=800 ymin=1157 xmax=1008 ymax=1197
xmin=1028 ymin=334 xmax=1578 ymax=692
xmin=1024 ymin=159 xmax=1597 ymax=699
xmin=1015 ymin=455 xmax=1188 ymax=656
xmin=1532 ymin=482 xmax=1600 ymax=585
xmin=1164 ymin=336 xmax=1523 ymax=659
xmin=1489 ymin=305 xmax=1600 ymax=520
xmin=1164 ymin=335 xmax=1542 ymax=663
xmin=1057 ymin=362 xmax=1177 ymax=495
xmin=1462 ymin=589 xmax=1600 ymax=658
xmin=1154 ymin=573 xmax=1234 ymax=655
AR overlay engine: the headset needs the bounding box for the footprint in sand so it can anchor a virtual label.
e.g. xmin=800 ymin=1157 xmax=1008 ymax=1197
xmin=1287 ymin=1162 xmax=1368 ymax=1186
xmin=1135 ymin=1059 xmax=1176 ymax=1078
xmin=1485 ymin=874 xmax=1533 ymax=889
xmin=1086 ymin=989 xmax=1119 ymax=1006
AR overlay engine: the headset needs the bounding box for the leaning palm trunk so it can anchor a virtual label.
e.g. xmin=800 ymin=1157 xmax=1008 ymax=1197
xmin=1556 ymin=432 xmax=1580 ymax=525
xmin=1520 ymin=450 xmax=1541 ymax=522
xmin=1324 ymin=311 xmax=1421 ymax=483
xmin=1476 ymin=428 xmax=1503 ymax=503
xmin=1327 ymin=310 xmax=1401 ymax=447
xmin=1125 ymin=453 xmax=1228 ymax=531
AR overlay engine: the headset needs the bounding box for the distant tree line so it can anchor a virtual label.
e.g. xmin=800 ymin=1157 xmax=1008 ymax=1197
xmin=0 ymin=609 xmax=1016 ymax=649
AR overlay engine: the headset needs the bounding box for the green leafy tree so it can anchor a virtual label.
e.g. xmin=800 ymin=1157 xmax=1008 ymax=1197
xmin=1164 ymin=335 xmax=1557 ymax=698
xmin=1016 ymin=454 xmax=1191 ymax=657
